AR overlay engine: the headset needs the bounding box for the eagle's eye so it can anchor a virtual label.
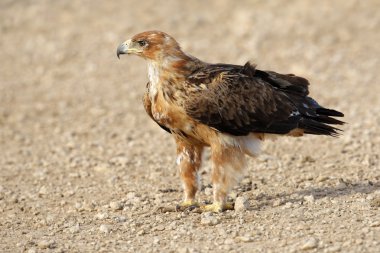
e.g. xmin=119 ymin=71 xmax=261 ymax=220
xmin=137 ymin=40 xmax=147 ymax=47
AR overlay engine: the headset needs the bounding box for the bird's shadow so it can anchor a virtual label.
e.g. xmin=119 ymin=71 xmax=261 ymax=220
xmin=251 ymin=180 xmax=380 ymax=210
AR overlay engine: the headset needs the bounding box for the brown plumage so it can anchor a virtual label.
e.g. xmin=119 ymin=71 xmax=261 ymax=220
xmin=117 ymin=31 xmax=344 ymax=212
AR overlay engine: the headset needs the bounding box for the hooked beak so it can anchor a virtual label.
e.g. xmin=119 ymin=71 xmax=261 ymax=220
xmin=116 ymin=39 xmax=131 ymax=59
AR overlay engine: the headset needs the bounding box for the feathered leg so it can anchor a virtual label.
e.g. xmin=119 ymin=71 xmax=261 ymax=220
xmin=175 ymin=138 xmax=203 ymax=209
xmin=202 ymin=146 xmax=246 ymax=212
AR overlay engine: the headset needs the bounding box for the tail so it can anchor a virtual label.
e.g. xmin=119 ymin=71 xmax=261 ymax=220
xmin=299 ymin=106 xmax=345 ymax=137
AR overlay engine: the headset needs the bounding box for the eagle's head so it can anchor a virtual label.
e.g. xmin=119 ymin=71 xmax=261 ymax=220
xmin=117 ymin=31 xmax=183 ymax=61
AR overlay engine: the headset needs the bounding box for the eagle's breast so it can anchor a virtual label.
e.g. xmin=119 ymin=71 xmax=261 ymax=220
xmin=147 ymin=61 xmax=159 ymax=100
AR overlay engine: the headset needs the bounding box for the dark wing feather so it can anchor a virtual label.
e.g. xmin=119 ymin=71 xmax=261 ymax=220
xmin=143 ymin=83 xmax=171 ymax=134
xmin=184 ymin=62 xmax=344 ymax=136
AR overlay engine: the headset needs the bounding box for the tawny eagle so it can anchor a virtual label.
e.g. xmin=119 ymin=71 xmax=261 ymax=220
xmin=117 ymin=31 xmax=344 ymax=212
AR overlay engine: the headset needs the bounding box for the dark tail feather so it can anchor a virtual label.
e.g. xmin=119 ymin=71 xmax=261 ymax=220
xmin=299 ymin=98 xmax=344 ymax=137
xmin=310 ymin=115 xmax=345 ymax=125
xmin=299 ymin=118 xmax=342 ymax=137
xmin=315 ymin=108 xmax=344 ymax=117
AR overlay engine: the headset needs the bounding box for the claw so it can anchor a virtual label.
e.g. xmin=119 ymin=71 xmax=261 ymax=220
xmin=200 ymin=202 xmax=234 ymax=213
xmin=175 ymin=200 xmax=200 ymax=212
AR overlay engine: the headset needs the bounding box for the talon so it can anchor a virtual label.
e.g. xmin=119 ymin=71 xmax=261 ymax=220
xmin=175 ymin=200 xmax=200 ymax=212
xmin=200 ymin=202 xmax=234 ymax=212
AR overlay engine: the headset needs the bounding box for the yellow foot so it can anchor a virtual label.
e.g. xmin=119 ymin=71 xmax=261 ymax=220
xmin=200 ymin=202 xmax=234 ymax=213
xmin=175 ymin=200 xmax=200 ymax=212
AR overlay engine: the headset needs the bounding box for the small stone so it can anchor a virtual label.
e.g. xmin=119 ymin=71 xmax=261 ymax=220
xmin=316 ymin=175 xmax=329 ymax=182
xmin=304 ymin=195 xmax=315 ymax=203
xmin=69 ymin=223 xmax=80 ymax=234
xmin=284 ymin=202 xmax=293 ymax=209
xmin=201 ymin=213 xmax=220 ymax=226
xmin=224 ymin=238 xmax=235 ymax=245
xmin=300 ymin=237 xmax=318 ymax=250
xmin=153 ymin=237 xmax=160 ymax=244
xmin=37 ymin=240 xmax=55 ymax=249
xmin=109 ymin=201 xmax=123 ymax=210
xmin=178 ymin=248 xmax=199 ymax=253
xmin=109 ymin=156 xmax=129 ymax=166
xmin=177 ymin=248 xmax=190 ymax=253
xmin=95 ymin=212 xmax=109 ymax=220
xmin=326 ymin=245 xmax=341 ymax=252
xmin=114 ymin=216 xmax=127 ymax=223
xmin=38 ymin=186 xmax=48 ymax=196
xmin=27 ymin=248 xmax=37 ymax=253
xmin=234 ymin=196 xmax=249 ymax=212
xmin=126 ymin=192 xmax=137 ymax=199
xmin=369 ymin=220 xmax=380 ymax=227
xmin=355 ymin=239 xmax=363 ymax=245
xmin=99 ymin=224 xmax=111 ymax=233
xmin=74 ymin=202 xmax=82 ymax=210
xmin=235 ymin=236 xmax=254 ymax=242
xmin=154 ymin=224 xmax=165 ymax=231
xmin=271 ymin=199 xmax=280 ymax=207
xmin=82 ymin=201 xmax=96 ymax=211
xmin=370 ymin=197 xmax=380 ymax=207
xmin=93 ymin=164 xmax=109 ymax=173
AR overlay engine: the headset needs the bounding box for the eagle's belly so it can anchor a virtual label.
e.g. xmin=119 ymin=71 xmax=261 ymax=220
xmin=152 ymin=95 xmax=195 ymax=134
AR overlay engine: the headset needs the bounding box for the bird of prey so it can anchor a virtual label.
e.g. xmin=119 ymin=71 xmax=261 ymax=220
xmin=117 ymin=31 xmax=344 ymax=212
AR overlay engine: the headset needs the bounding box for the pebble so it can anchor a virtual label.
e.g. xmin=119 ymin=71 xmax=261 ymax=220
xmin=95 ymin=212 xmax=109 ymax=220
xmin=284 ymin=202 xmax=293 ymax=209
xmin=234 ymin=196 xmax=249 ymax=212
xmin=304 ymin=195 xmax=315 ymax=203
xmin=27 ymin=248 xmax=37 ymax=253
xmin=93 ymin=164 xmax=109 ymax=173
xmin=114 ymin=216 xmax=127 ymax=223
xmin=109 ymin=201 xmax=124 ymax=210
xmin=69 ymin=223 xmax=80 ymax=234
xmin=273 ymin=199 xmax=286 ymax=207
xmin=37 ymin=240 xmax=55 ymax=249
xmin=109 ymin=156 xmax=129 ymax=166
xmin=316 ymin=175 xmax=329 ymax=182
xmin=74 ymin=202 xmax=82 ymax=210
xmin=177 ymin=248 xmax=190 ymax=253
xmin=177 ymin=248 xmax=199 ymax=253
xmin=300 ymin=237 xmax=318 ymax=250
xmin=369 ymin=220 xmax=380 ymax=227
xmin=154 ymin=224 xmax=165 ymax=231
xmin=326 ymin=245 xmax=341 ymax=252
xmin=370 ymin=197 xmax=380 ymax=207
xmin=235 ymin=236 xmax=254 ymax=242
xmin=38 ymin=186 xmax=48 ymax=196
xmin=153 ymin=237 xmax=160 ymax=244
xmin=201 ymin=213 xmax=220 ymax=226
xmin=99 ymin=224 xmax=111 ymax=233
xmin=224 ymin=238 xmax=235 ymax=245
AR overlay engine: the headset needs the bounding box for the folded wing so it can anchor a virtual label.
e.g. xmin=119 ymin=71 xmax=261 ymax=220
xmin=184 ymin=62 xmax=344 ymax=136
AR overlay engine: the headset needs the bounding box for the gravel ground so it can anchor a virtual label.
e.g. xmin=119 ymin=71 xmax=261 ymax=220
xmin=1 ymin=0 xmax=379 ymax=252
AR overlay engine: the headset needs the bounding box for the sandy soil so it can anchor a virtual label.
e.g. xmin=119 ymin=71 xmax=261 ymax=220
xmin=1 ymin=0 xmax=379 ymax=252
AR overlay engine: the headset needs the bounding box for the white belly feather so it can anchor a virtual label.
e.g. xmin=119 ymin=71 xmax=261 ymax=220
xmin=220 ymin=133 xmax=261 ymax=157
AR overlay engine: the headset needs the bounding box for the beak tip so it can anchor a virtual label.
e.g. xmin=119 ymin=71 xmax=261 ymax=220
xmin=116 ymin=41 xmax=129 ymax=60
